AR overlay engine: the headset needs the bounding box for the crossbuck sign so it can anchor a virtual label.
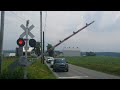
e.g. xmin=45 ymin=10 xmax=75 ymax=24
xmin=20 ymin=24 xmax=35 ymax=38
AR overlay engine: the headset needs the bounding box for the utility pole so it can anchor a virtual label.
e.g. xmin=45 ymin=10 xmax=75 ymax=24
xmin=43 ymin=31 xmax=44 ymax=64
xmin=40 ymin=11 xmax=43 ymax=63
xmin=0 ymin=11 xmax=5 ymax=74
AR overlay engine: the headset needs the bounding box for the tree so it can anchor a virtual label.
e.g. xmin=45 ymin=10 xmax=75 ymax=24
xmin=32 ymin=42 xmax=41 ymax=56
xmin=86 ymin=51 xmax=96 ymax=56
xmin=46 ymin=44 xmax=54 ymax=57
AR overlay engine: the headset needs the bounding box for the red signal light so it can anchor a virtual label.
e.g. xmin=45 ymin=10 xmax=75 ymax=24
xmin=19 ymin=40 xmax=23 ymax=45
xmin=17 ymin=38 xmax=25 ymax=47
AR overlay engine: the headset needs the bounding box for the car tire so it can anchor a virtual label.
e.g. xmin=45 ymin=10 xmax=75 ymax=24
xmin=53 ymin=68 xmax=56 ymax=72
xmin=51 ymin=65 xmax=53 ymax=68
xmin=66 ymin=69 xmax=68 ymax=72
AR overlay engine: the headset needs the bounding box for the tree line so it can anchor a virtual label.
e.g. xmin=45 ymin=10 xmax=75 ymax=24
xmin=32 ymin=42 xmax=54 ymax=57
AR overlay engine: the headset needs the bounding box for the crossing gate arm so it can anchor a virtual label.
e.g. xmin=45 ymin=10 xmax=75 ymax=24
xmin=37 ymin=21 xmax=95 ymax=59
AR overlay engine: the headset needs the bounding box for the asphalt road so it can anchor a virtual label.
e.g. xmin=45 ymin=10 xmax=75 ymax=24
xmin=46 ymin=62 xmax=120 ymax=79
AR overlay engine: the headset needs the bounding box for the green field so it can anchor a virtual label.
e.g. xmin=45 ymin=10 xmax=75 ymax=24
xmin=62 ymin=56 xmax=120 ymax=76
xmin=0 ymin=57 xmax=56 ymax=79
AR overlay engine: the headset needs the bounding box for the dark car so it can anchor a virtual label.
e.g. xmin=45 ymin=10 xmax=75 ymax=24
xmin=53 ymin=58 xmax=69 ymax=72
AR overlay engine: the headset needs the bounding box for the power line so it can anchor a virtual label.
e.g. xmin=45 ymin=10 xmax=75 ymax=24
xmin=9 ymin=11 xmax=26 ymax=21
xmin=6 ymin=12 xmax=26 ymax=28
xmin=9 ymin=11 xmax=37 ymax=28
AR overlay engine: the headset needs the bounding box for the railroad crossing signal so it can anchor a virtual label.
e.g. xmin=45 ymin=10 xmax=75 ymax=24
xmin=17 ymin=38 xmax=25 ymax=47
xmin=20 ymin=24 xmax=35 ymax=38
xmin=17 ymin=23 xmax=36 ymax=48
xmin=17 ymin=20 xmax=36 ymax=79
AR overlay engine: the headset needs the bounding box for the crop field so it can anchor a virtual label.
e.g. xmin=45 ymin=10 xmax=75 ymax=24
xmin=62 ymin=56 xmax=120 ymax=76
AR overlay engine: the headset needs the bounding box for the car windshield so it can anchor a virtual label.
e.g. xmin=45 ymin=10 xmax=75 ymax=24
xmin=48 ymin=57 xmax=53 ymax=59
xmin=54 ymin=59 xmax=66 ymax=63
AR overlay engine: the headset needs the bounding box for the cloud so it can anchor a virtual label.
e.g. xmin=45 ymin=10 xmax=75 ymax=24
xmin=2 ymin=11 xmax=120 ymax=52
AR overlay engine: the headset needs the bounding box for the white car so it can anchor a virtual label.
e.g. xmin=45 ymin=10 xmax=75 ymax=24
xmin=50 ymin=60 xmax=54 ymax=68
xmin=46 ymin=57 xmax=54 ymax=63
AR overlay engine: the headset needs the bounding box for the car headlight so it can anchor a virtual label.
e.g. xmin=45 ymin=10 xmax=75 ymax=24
xmin=65 ymin=64 xmax=68 ymax=67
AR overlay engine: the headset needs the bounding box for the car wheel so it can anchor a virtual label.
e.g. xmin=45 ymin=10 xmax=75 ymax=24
xmin=53 ymin=69 xmax=54 ymax=71
xmin=51 ymin=65 xmax=53 ymax=68
xmin=53 ymin=68 xmax=56 ymax=72
xmin=66 ymin=69 xmax=68 ymax=72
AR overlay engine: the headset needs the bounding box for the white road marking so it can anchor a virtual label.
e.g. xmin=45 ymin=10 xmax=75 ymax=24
xmin=58 ymin=76 xmax=89 ymax=79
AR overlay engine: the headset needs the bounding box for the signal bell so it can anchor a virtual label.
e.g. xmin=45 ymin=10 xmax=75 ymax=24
xmin=17 ymin=38 xmax=25 ymax=47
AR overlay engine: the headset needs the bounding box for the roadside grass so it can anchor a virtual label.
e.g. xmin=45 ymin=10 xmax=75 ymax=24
xmin=61 ymin=56 xmax=120 ymax=76
xmin=27 ymin=60 xmax=56 ymax=79
xmin=0 ymin=57 xmax=24 ymax=79
xmin=0 ymin=57 xmax=56 ymax=79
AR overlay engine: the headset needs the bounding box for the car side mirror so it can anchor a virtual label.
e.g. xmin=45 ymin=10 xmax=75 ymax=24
xmin=66 ymin=61 xmax=68 ymax=63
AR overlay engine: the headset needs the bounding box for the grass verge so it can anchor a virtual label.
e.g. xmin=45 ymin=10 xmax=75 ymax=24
xmin=0 ymin=57 xmax=56 ymax=79
xmin=61 ymin=56 xmax=120 ymax=76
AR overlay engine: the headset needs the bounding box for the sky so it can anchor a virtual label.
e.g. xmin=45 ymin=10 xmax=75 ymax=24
xmin=1 ymin=11 xmax=120 ymax=52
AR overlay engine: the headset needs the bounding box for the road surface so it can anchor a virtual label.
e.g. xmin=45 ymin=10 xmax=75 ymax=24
xmin=45 ymin=62 xmax=120 ymax=79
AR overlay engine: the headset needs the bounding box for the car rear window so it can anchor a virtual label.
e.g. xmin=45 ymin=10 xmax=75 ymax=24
xmin=54 ymin=59 xmax=66 ymax=63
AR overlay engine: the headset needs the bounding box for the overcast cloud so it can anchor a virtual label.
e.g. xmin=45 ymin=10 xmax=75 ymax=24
xmin=1 ymin=11 xmax=120 ymax=52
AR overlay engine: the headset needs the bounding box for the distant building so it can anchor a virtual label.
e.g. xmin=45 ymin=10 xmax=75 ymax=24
xmin=3 ymin=53 xmax=16 ymax=57
xmin=23 ymin=47 xmax=34 ymax=53
xmin=63 ymin=47 xmax=81 ymax=56
xmin=23 ymin=47 xmax=34 ymax=56
xmin=16 ymin=47 xmax=34 ymax=56
xmin=9 ymin=53 xmax=16 ymax=57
